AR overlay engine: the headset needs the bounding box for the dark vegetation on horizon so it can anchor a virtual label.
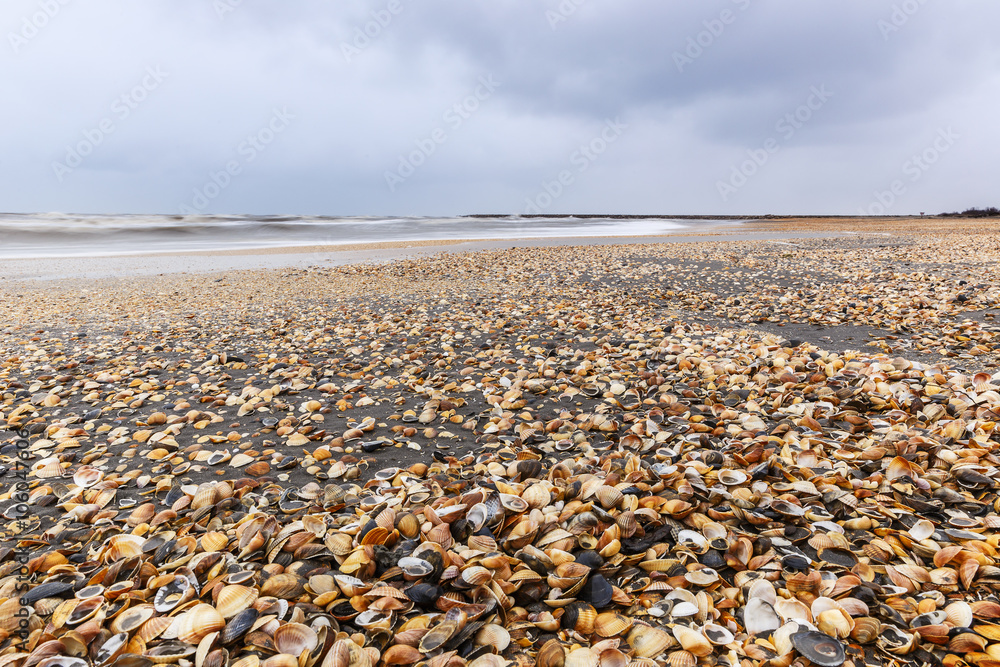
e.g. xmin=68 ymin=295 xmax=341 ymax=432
xmin=940 ymin=207 xmax=1000 ymax=218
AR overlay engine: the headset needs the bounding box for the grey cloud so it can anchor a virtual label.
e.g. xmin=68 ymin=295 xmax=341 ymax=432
xmin=0 ymin=0 xmax=998 ymax=216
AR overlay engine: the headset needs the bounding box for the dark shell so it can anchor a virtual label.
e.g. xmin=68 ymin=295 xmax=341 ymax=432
xmin=515 ymin=460 xmax=543 ymax=480
xmin=221 ymin=608 xmax=259 ymax=645
xmin=450 ymin=519 xmax=474 ymax=543
xmin=405 ymin=583 xmax=443 ymax=606
xmin=21 ymin=580 xmax=75 ymax=604
xmin=791 ymin=631 xmax=845 ymax=667
xmin=580 ymin=574 xmax=613 ymax=608
xmin=701 ymin=549 xmax=726 ymax=570
xmin=782 ymin=554 xmax=810 ymax=571
xmin=818 ymin=547 xmax=857 ymax=568
xmin=575 ymin=550 xmax=604 ymax=570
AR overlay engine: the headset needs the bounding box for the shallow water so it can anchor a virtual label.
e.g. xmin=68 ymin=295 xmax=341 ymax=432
xmin=0 ymin=213 xmax=739 ymax=258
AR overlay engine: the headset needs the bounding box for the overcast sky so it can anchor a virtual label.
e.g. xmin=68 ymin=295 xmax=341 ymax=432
xmin=2 ymin=1 xmax=998 ymax=216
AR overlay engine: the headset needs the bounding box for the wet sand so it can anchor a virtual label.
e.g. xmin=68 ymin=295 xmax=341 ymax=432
xmin=0 ymin=230 xmax=845 ymax=281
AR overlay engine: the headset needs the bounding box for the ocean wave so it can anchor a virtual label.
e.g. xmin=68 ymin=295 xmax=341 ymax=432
xmin=0 ymin=214 xmax=739 ymax=258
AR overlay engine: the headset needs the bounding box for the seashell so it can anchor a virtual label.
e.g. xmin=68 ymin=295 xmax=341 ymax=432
xmin=816 ymin=608 xmax=854 ymax=639
xmin=580 ymin=573 xmax=614 ymax=608
xmin=850 ymin=617 xmax=880 ymax=644
xmin=665 ymin=652 xmax=695 ymax=667
xmin=475 ymin=624 xmax=511 ymax=652
xmin=220 ymin=608 xmax=258 ymax=645
xmin=671 ymin=626 xmax=711 ymax=658
xmin=744 ymin=598 xmax=781 ymax=636
xmin=505 ymin=518 xmax=538 ymax=549
xmin=948 ymin=632 xmax=986 ymax=654
xmin=594 ymin=612 xmax=632 ymax=637
xmin=773 ymin=598 xmax=810 ymax=623
xmin=175 ymin=604 xmax=224 ymax=644
xmin=462 ymin=565 xmax=493 ymax=587
xmin=597 ymin=649 xmax=626 ymax=667
xmin=910 ymin=610 xmax=947 ymax=628
xmin=790 ymin=631 xmax=845 ymax=667
xmin=246 ymin=461 xmax=271 ymax=477
xmin=627 ymin=626 xmax=672 ymax=659
xmin=565 ymin=648 xmax=599 ymax=667
xmin=419 ymin=620 xmax=461 ymax=653
xmin=940 ymin=600 xmax=972 ymax=627
xmin=537 ymin=639 xmax=566 ymax=667
xmin=522 ymin=484 xmax=551 ymax=509
xmin=261 ymin=573 xmax=305 ymax=599
xmin=273 ymin=623 xmax=319 ymax=656
xmin=333 ymin=574 xmax=371 ymax=597
xmin=66 ymin=596 xmax=103 ymax=625
xmin=73 ymin=466 xmax=103 ymax=488
xmin=106 ymin=534 xmax=145 ymax=562
xmin=562 ymin=601 xmax=598 ymax=635
xmin=877 ymin=625 xmax=915 ymax=655
xmin=397 ymin=513 xmax=421 ymax=539
xmin=216 ymin=584 xmax=259 ymax=618
xmin=717 ymin=469 xmax=747 ymax=485
xmin=676 ymin=530 xmax=709 ymax=554
xmin=469 ymin=656 xmax=506 ymax=667
xmin=37 ymin=659 xmax=88 ymax=667
xmin=384 ymin=645 xmax=422 ymax=665
xmin=262 ymin=655 xmax=299 ymax=667
xmin=747 ymin=579 xmax=776 ymax=604
xmin=908 ymin=519 xmax=935 ymax=541
xmin=136 ymin=616 xmax=174 ymax=644
xmin=594 ymin=486 xmax=624 ymax=509
xmin=701 ymin=623 xmax=734 ymax=646
xmin=913 ymin=624 xmax=951 ymax=645
xmin=201 ymin=531 xmax=229 ymax=552
xmin=499 ymin=493 xmax=529 ymax=513
xmin=145 ymin=641 xmax=197 ymax=664
xmin=191 ymin=483 xmax=219 ymax=510
xmin=96 ymin=632 xmax=129 ymax=665
xmin=684 ymin=568 xmax=718 ymax=586
xmin=110 ymin=604 xmax=155 ymax=634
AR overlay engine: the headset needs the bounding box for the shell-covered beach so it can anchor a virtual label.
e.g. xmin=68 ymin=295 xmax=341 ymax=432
xmin=3 ymin=219 xmax=1000 ymax=667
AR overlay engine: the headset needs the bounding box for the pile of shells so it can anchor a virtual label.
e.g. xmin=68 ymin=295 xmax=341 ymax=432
xmin=6 ymin=234 xmax=1000 ymax=667
xmin=7 ymin=362 xmax=1000 ymax=667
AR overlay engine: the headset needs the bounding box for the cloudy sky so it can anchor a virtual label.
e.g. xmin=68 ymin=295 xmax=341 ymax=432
xmin=2 ymin=1 xmax=998 ymax=216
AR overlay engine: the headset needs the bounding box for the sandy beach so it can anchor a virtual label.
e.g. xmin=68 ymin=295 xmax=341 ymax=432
xmin=2 ymin=217 xmax=999 ymax=667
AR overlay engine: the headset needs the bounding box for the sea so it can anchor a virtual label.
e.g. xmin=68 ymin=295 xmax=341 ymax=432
xmin=0 ymin=213 xmax=742 ymax=259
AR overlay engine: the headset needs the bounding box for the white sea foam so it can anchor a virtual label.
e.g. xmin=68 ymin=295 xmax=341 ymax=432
xmin=0 ymin=214 xmax=741 ymax=258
